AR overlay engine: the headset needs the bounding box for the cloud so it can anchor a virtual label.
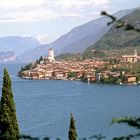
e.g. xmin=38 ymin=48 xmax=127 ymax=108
xmin=56 ymin=0 xmax=109 ymax=8
xmin=36 ymin=34 xmax=49 ymax=44
xmin=0 ymin=0 xmax=110 ymax=22
xmin=93 ymin=0 xmax=110 ymax=6
xmin=0 ymin=0 xmax=45 ymax=8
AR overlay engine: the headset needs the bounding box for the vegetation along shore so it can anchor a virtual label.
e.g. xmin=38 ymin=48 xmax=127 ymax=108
xmin=19 ymin=49 xmax=140 ymax=85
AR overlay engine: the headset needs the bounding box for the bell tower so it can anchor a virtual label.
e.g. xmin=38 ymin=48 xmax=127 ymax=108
xmin=48 ymin=48 xmax=55 ymax=62
xmin=134 ymin=49 xmax=137 ymax=57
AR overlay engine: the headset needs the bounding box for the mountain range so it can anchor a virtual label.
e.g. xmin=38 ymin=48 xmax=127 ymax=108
xmin=87 ymin=8 xmax=140 ymax=50
xmin=0 ymin=8 xmax=138 ymax=63
xmin=0 ymin=51 xmax=16 ymax=62
xmin=17 ymin=8 xmax=134 ymax=62
xmin=81 ymin=8 xmax=140 ymax=58
xmin=0 ymin=36 xmax=40 ymax=62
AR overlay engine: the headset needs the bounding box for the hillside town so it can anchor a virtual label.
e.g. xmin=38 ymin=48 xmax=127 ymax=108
xmin=19 ymin=49 xmax=140 ymax=85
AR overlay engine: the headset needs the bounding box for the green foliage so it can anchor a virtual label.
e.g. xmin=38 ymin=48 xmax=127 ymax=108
xmin=68 ymin=114 xmax=77 ymax=140
xmin=0 ymin=69 xmax=19 ymax=139
xmin=82 ymin=50 xmax=106 ymax=59
xmin=68 ymin=72 xmax=77 ymax=78
xmin=111 ymin=117 xmax=140 ymax=140
xmin=39 ymin=56 xmax=43 ymax=62
xmin=56 ymin=53 xmax=81 ymax=61
xmin=18 ymin=63 xmax=32 ymax=76
xmin=100 ymin=76 xmax=123 ymax=84
xmin=89 ymin=134 xmax=106 ymax=140
xmin=101 ymin=10 xmax=140 ymax=32
xmin=108 ymin=58 xmax=120 ymax=65
xmin=19 ymin=56 xmax=44 ymax=77
xmin=56 ymin=49 xmax=106 ymax=60
xmin=112 ymin=117 xmax=140 ymax=129
xmin=79 ymin=73 xmax=88 ymax=82
xmin=18 ymin=63 xmax=37 ymax=77
xmin=36 ymin=60 xmax=39 ymax=64
xmin=101 ymin=11 xmax=116 ymax=25
xmin=136 ymin=76 xmax=140 ymax=82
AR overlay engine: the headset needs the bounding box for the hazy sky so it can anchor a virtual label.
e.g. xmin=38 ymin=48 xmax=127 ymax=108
xmin=0 ymin=0 xmax=139 ymax=44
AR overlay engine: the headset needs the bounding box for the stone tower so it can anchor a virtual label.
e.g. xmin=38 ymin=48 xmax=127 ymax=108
xmin=134 ymin=49 xmax=137 ymax=57
xmin=48 ymin=48 xmax=55 ymax=62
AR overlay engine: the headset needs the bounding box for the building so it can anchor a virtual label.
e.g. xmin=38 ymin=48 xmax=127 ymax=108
xmin=120 ymin=49 xmax=138 ymax=63
xmin=48 ymin=48 xmax=55 ymax=62
xmin=124 ymin=75 xmax=137 ymax=83
xmin=96 ymin=73 xmax=102 ymax=82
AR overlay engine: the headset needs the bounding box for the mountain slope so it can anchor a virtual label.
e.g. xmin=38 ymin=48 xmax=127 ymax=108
xmin=86 ymin=8 xmax=140 ymax=52
xmin=18 ymin=8 xmax=134 ymax=62
xmin=0 ymin=51 xmax=16 ymax=62
xmin=0 ymin=36 xmax=40 ymax=56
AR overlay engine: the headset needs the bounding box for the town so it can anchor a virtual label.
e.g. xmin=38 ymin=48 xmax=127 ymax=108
xmin=19 ymin=49 xmax=140 ymax=85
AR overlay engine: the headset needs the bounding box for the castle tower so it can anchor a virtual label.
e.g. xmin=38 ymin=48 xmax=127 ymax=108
xmin=48 ymin=48 xmax=55 ymax=62
xmin=134 ymin=49 xmax=137 ymax=57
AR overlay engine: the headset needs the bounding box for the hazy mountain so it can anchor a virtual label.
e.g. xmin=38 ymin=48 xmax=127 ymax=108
xmin=18 ymin=9 xmax=134 ymax=62
xmin=0 ymin=51 xmax=16 ymax=63
xmin=0 ymin=36 xmax=40 ymax=56
xmin=86 ymin=8 xmax=140 ymax=53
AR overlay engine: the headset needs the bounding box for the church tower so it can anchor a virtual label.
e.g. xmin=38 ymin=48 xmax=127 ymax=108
xmin=134 ymin=49 xmax=137 ymax=57
xmin=48 ymin=48 xmax=55 ymax=62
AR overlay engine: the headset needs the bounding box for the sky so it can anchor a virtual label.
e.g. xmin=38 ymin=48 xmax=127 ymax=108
xmin=0 ymin=0 xmax=140 ymax=44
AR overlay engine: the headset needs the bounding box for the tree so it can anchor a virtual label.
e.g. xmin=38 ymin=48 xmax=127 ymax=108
xmin=0 ymin=68 xmax=19 ymax=139
xmin=68 ymin=72 xmax=77 ymax=78
xmin=89 ymin=134 xmax=106 ymax=140
xmin=39 ymin=56 xmax=44 ymax=63
xmin=101 ymin=11 xmax=140 ymax=32
xmin=68 ymin=114 xmax=77 ymax=140
xmin=111 ymin=117 xmax=140 ymax=140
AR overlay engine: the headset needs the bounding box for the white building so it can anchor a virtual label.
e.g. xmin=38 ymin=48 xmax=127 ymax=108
xmin=48 ymin=48 xmax=55 ymax=62
xmin=120 ymin=49 xmax=138 ymax=63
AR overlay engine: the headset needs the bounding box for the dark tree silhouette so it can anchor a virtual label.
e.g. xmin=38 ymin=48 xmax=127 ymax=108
xmin=101 ymin=11 xmax=140 ymax=32
xmin=68 ymin=114 xmax=77 ymax=140
xmin=89 ymin=134 xmax=106 ymax=140
xmin=0 ymin=69 xmax=19 ymax=139
xmin=111 ymin=117 xmax=140 ymax=140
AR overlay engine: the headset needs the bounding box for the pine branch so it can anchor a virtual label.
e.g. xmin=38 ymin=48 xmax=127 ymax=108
xmin=111 ymin=117 xmax=140 ymax=130
xmin=101 ymin=11 xmax=140 ymax=32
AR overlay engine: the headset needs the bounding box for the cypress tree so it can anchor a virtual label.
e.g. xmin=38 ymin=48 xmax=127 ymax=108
xmin=0 ymin=68 xmax=19 ymax=139
xmin=68 ymin=114 xmax=77 ymax=140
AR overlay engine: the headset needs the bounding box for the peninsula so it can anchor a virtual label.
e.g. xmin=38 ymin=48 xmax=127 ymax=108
xmin=19 ymin=49 xmax=140 ymax=85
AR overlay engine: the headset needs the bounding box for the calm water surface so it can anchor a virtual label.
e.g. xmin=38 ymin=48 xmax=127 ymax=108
xmin=0 ymin=63 xmax=140 ymax=140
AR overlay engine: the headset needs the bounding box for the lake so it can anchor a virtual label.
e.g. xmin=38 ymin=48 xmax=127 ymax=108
xmin=0 ymin=63 xmax=140 ymax=140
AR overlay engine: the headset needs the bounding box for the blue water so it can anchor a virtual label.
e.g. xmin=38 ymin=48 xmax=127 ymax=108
xmin=0 ymin=63 xmax=140 ymax=140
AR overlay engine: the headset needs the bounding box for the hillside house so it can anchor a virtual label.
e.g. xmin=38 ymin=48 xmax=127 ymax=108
xmin=120 ymin=49 xmax=139 ymax=63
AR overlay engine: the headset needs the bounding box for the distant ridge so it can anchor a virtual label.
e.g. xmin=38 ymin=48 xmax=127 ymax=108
xmin=0 ymin=36 xmax=40 ymax=55
xmin=0 ymin=51 xmax=16 ymax=63
xmin=17 ymin=8 xmax=134 ymax=62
